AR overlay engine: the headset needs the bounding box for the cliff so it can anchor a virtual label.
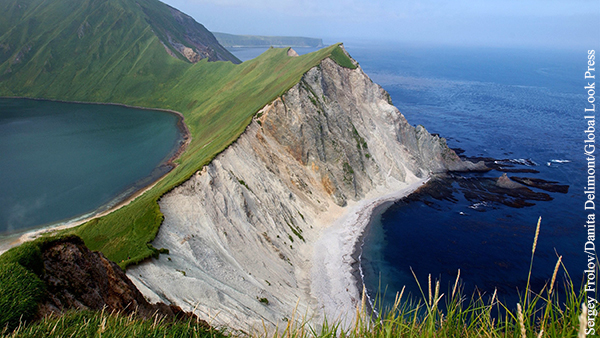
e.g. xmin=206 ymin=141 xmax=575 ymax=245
xmin=0 ymin=235 xmax=203 ymax=330
xmin=127 ymin=47 xmax=483 ymax=332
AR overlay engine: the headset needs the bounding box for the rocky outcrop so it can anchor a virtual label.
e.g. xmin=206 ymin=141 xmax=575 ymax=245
xmin=496 ymin=173 xmax=527 ymax=189
xmin=37 ymin=236 xmax=198 ymax=323
xmin=147 ymin=5 xmax=240 ymax=64
xmin=127 ymin=47 xmax=482 ymax=332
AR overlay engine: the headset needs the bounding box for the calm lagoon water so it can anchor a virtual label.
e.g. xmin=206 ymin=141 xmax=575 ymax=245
xmin=234 ymin=43 xmax=586 ymax=311
xmin=0 ymin=99 xmax=182 ymax=236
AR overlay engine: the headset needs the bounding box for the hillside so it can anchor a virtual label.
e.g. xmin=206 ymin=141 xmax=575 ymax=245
xmin=0 ymin=0 xmax=239 ymax=101
xmin=0 ymin=0 xmax=355 ymax=268
xmin=213 ymin=32 xmax=324 ymax=48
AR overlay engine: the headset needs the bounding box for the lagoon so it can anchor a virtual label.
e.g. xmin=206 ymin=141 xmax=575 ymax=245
xmin=0 ymin=98 xmax=183 ymax=235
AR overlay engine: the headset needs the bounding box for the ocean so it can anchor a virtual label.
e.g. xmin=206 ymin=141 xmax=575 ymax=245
xmin=347 ymin=42 xmax=585 ymax=311
xmin=232 ymin=42 xmax=586 ymax=311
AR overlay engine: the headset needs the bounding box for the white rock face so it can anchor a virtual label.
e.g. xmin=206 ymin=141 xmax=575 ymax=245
xmin=128 ymin=48 xmax=478 ymax=333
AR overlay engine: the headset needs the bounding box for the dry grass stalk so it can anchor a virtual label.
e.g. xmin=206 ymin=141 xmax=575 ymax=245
xmin=526 ymin=217 xmax=542 ymax=304
xmin=548 ymin=256 xmax=562 ymax=296
xmin=578 ymin=303 xmax=588 ymax=338
xmin=517 ymin=303 xmax=526 ymax=338
xmin=452 ymin=269 xmax=461 ymax=300
xmin=428 ymin=274 xmax=432 ymax=307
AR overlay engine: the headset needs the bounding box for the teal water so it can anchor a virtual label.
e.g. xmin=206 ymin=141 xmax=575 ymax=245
xmin=0 ymin=98 xmax=183 ymax=235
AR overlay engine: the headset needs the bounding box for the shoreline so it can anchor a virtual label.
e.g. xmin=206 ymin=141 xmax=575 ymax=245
xmin=350 ymin=177 xmax=434 ymax=318
xmin=351 ymin=198 xmax=396 ymax=316
xmin=0 ymin=97 xmax=191 ymax=254
xmin=311 ymin=177 xmax=429 ymax=326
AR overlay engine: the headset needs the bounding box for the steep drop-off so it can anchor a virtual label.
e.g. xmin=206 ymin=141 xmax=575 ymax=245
xmin=0 ymin=0 xmax=352 ymax=267
xmin=128 ymin=48 xmax=483 ymax=332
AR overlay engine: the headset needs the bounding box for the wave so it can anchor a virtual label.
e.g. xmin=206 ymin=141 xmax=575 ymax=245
xmin=493 ymin=158 xmax=537 ymax=167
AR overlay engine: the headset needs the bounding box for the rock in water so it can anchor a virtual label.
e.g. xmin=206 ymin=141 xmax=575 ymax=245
xmin=496 ymin=173 xmax=527 ymax=189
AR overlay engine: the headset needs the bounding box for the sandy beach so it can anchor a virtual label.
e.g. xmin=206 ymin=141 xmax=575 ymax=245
xmin=310 ymin=177 xmax=428 ymax=327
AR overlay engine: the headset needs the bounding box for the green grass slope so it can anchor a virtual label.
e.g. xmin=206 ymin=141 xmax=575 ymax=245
xmin=213 ymin=32 xmax=324 ymax=48
xmin=66 ymin=45 xmax=348 ymax=267
xmin=0 ymin=0 xmax=239 ymax=101
xmin=0 ymin=0 xmax=356 ymax=267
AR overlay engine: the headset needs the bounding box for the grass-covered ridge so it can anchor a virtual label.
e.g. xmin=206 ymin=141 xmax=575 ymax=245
xmin=62 ymin=44 xmax=348 ymax=267
xmin=0 ymin=0 xmax=356 ymax=267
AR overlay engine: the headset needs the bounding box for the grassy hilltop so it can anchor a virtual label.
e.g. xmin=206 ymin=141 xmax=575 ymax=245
xmin=0 ymin=0 xmax=352 ymax=266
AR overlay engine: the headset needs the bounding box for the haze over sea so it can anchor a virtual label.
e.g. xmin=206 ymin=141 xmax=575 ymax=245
xmin=232 ymin=42 xmax=585 ymax=310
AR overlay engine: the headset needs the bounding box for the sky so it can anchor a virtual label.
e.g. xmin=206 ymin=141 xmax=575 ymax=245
xmin=160 ymin=0 xmax=599 ymax=49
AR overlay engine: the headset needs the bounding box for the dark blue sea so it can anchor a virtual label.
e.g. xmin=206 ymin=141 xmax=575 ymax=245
xmin=345 ymin=42 xmax=587 ymax=311
xmin=231 ymin=42 xmax=588 ymax=310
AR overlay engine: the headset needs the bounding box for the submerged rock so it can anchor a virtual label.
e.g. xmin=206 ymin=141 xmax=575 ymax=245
xmin=509 ymin=176 xmax=569 ymax=193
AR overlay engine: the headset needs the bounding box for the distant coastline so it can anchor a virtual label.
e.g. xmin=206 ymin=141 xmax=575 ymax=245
xmin=0 ymin=97 xmax=191 ymax=254
xmin=213 ymin=32 xmax=324 ymax=48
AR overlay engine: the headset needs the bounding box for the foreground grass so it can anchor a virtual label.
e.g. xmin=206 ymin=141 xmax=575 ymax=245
xmin=4 ymin=310 xmax=226 ymax=338
xmin=2 ymin=219 xmax=592 ymax=337
xmin=2 ymin=261 xmax=588 ymax=337
xmin=262 ymin=218 xmax=589 ymax=338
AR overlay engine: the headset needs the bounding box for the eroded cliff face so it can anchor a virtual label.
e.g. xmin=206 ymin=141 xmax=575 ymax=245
xmin=127 ymin=47 xmax=480 ymax=332
xmin=34 ymin=236 xmax=200 ymax=324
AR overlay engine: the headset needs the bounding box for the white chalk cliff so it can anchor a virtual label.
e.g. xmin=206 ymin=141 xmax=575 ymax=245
xmin=127 ymin=46 xmax=481 ymax=333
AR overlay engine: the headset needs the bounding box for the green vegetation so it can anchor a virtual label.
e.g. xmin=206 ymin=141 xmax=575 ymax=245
xmin=213 ymin=32 xmax=323 ymax=48
xmin=237 ymin=179 xmax=253 ymax=193
xmin=0 ymin=235 xmax=80 ymax=331
xmin=351 ymin=125 xmax=368 ymax=151
xmin=0 ymin=0 xmax=354 ymax=269
xmin=287 ymin=220 xmax=305 ymax=243
xmin=343 ymin=161 xmax=355 ymax=184
xmin=4 ymin=310 xmax=226 ymax=338
xmin=2 ymin=221 xmax=589 ymax=337
xmin=329 ymin=45 xmax=358 ymax=69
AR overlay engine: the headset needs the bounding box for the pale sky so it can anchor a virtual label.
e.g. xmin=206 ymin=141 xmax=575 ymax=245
xmin=162 ymin=0 xmax=599 ymax=49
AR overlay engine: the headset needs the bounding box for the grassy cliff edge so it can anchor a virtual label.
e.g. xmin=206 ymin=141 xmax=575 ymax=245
xmin=0 ymin=0 xmax=356 ymax=267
